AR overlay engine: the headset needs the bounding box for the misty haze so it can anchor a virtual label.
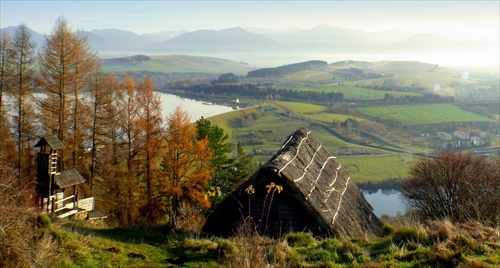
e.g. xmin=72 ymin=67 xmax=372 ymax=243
xmin=1 ymin=1 xmax=499 ymax=267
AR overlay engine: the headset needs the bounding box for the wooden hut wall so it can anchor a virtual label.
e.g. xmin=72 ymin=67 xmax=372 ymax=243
xmin=204 ymin=168 xmax=331 ymax=236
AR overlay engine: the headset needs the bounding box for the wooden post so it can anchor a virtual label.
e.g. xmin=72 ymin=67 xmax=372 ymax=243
xmin=51 ymin=197 xmax=55 ymax=216
xmin=73 ymin=185 xmax=77 ymax=210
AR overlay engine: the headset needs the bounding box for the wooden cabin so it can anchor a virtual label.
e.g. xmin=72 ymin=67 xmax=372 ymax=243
xmin=35 ymin=136 xmax=102 ymax=219
xmin=203 ymin=128 xmax=382 ymax=238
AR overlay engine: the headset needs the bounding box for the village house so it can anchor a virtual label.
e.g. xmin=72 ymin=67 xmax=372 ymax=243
xmin=453 ymin=131 xmax=469 ymax=140
xmin=437 ymin=131 xmax=452 ymax=141
xmin=471 ymin=136 xmax=484 ymax=146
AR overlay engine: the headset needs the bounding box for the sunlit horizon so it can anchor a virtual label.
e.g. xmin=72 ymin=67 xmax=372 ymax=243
xmin=2 ymin=1 xmax=498 ymax=69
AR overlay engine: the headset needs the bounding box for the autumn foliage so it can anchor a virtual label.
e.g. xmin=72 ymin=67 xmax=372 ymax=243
xmin=1 ymin=18 xmax=231 ymax=231
xmin=162 ymin=107 xmax=213 ymax=229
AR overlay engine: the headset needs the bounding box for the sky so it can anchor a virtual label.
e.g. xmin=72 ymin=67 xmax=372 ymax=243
xmin=1 ymin=0 xmax=499 ymax=42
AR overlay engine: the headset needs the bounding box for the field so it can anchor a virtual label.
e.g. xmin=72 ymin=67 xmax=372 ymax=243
xmin=277 ymin=101 xmax=364 ymax=123
xmin=277 ymin=101 xmax=327 ymax=113
xmin=208 ymin=98 xmax=498 ymax=182
xmin=337 ymin=154 xmax=413 ymax=183
xmin=359 ymin=104 xmax=493 ymax=126
xmin=209 ymin=102 xmax=412 ymax=180
xmin=209 ymin=103 xmax=387 ymax=164
xmin=292 ymin=84 xmax=422 ymax=100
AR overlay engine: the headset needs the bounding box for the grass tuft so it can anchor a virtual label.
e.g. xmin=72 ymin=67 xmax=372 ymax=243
xmin=392 ymin=226 xmax=429 ymax=246
xmin=285 ymin=232 xmax=317 ymax=248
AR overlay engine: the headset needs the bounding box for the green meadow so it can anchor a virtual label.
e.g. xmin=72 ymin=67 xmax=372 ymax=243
xmin=209 ymin=105 xmax=330 ymax=163
xmin=277 ymin=101 xmax=364 ymax=123
xmin=210 ymin=102 xmax=409 ymax=181
xmin=277 ymin=101 xmax=327 ymax=113
xmin=292 ymin=84 xmax=422 ymax=100
xmin=103 ymin=55 xmax=254 ymax=75
xmin=209 ymin=99 xmax=495 ymax=183
xmin=337 ymin=154 xmax=413 ymax=183
xmin=358 ymin=104 xmax=493 ymax=125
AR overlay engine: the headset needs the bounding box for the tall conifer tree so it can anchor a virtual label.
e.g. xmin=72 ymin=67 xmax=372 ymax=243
xmin=11 ymin=24 xmax=38 ymax=187
xmin=136 ymin=76 xmax=165 ymax=223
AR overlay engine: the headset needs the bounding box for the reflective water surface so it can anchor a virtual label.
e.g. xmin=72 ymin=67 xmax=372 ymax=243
xmin=362 ymin=189 xmax=406 ymax=217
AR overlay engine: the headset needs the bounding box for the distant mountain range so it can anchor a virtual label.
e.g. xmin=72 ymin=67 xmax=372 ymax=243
xmin=3 ymin=25 xmax=484 ymax=55
xmin=2 ymin=25 xmax=498 ymax=68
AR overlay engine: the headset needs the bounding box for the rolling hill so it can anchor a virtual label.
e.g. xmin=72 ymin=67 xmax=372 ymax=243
xmin=101 ymin=54 xmax=256 ymax=75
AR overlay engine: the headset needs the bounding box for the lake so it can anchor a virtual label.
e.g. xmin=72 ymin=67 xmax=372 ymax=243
xmin=159 ymin=92 xmax=235 ymax=122
xmin=362 ymin=189 xmax=406 ymax=217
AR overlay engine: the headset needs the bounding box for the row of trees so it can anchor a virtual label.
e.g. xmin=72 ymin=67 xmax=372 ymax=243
xmin=168 ymin=82 xmax=345 ymax=103
xmin=0 ymin=18 xmax=255 ymax=229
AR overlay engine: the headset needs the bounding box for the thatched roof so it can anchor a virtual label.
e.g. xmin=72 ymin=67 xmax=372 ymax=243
xmin=203 ymin=128 xmax=382 ymax=238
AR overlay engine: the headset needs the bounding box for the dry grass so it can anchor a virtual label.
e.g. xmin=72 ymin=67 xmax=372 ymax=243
xmin=226 ymin=218 xmax=272 ymax=268
xmin=0 ymin=158 xmax=59 ymax=267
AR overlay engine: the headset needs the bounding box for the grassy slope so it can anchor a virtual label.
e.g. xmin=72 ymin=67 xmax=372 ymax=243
xmin=50 ymin=219 xmax=500 ymax=267
xmin=209 ymin=102 xmax=410 ymax=181
xmin=338 ymin=154 xmax=412 ymax=183
xmin=281 ymin=61 xmax=469 ymax=97
xmin=298 ymin=84 xmax=422 ymax=100
xmin=103 ymin=55 xmax=255 ymax=75
xmin=358 ymin=104 xmax=493 ymax=126
xmin=277 ymin=101 xmax=365 ymax=123
xmin=208 ymin=99 xmax=494 ymax=182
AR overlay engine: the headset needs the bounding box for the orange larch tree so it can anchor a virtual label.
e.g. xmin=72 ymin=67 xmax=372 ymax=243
xmin=0 ymin=30 xmax=17 ymax=173
xmin=10 ymin=24 xmax=38 ymax=188
xmin=37 ymin=17 xmax=96 ymax=171
xmin=135 ymin=76 xmax=165 ymax=223
xmin=111 ymin=75 xmax=143 ymax=225
xmin=68 ymin=30 xmax=97 ymax=171
xmin=161 ymin=106 xmax=213 ymax=230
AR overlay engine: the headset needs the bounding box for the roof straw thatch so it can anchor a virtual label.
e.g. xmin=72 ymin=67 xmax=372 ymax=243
xmin=203 ymin=128 xmax=382 ymax=238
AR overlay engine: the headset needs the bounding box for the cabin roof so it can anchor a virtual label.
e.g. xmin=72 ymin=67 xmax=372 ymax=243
xmin=34 ymin=135 xmax=65 ymax=150
xmin=203 ymin=128 xmax=381 ymax=238
xmin=56 ymin=169 xmax=86 ymax=188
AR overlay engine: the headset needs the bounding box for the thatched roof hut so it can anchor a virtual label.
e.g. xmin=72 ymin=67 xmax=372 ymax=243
xmin=203 ymin=128 xmax=382 ymax=238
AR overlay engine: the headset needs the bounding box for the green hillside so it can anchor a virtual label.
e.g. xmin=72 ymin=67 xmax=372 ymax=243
xmin=102 ymin=54 xmax=256 ymax=75
xmin=359 ymin=104 xmax=493 ymax=126
xmin=208 ymin=102 xmax=411 ymax=182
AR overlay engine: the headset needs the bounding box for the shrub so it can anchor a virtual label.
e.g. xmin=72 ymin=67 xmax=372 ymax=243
xmin=0 ymin=156 xmax=57 ymax=267
xmin=401 ymin=151 xmax=500 ymax=225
